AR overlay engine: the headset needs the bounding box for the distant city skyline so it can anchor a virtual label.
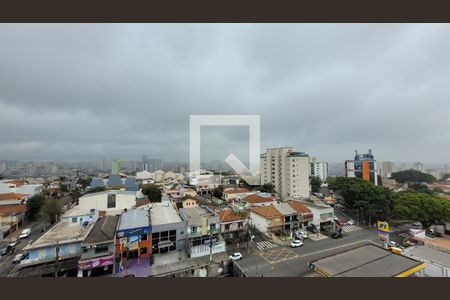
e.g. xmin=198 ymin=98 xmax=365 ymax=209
xmin=1 ymin=24 xmax=450 ymax=163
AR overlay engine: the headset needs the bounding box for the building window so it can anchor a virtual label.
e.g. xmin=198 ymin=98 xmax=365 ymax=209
xmin=140 ymin=247 xmax=147 ymax=255
xmin=141 ymin=234 xmax=147 ymax=241
xmin=72 ymin=217 xmax=77 ymax=223
xmin=238 ymin=222 xmax=243 ymax=228
xmin=192 ymin=226 xmax=197 ymax=233
xmin=224 ymin=224 xmax=230 ymax=231
xmin=107 ymin=194 xmax=116 ymax=208
xmin=95 ymin=245 xmax=109 ymax=254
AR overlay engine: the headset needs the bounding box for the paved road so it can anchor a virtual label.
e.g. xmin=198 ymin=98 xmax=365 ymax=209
xmin=0 ymin=216 xmax=49 ymax=276
xmin=235 ymin=228 xmax=380 ymax=277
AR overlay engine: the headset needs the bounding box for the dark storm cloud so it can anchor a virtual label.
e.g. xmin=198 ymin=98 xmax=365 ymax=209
xmin=0 ymin=24 xmax=449 ymax=163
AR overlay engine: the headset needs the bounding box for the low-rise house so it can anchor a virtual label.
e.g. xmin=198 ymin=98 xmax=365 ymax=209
xmin=114 ymin=208 xmax=151 ymax=277
xmin=299 ymin=200 xmax=335 ymax=231
xmin=273 ymin=201 xmax=299 ymax=235
xmin=61 ymin=206 xmax=99 ymax=225
xmin=179 ymin=206 xmax=225 ymax=258
xmin=223 ymin=187 xmax=254 ymax=201
xmin=0 ymin=203 xmax=27 ymax=239
xmin=182 ymin=198 xmax=198 ymax=209
xmin=0 ymin=180 xmax=42 ymax=196
xmin=77 ymin=190 xmax=137 ymax=216
xmin=242 ymin=193 xmax=275 ymax=207
xmin=249 ymin=205 xmax=284 ymax=238
xmin=165 ymin=189 xmax=182 ymax=200
xmin=150 ymin=202 xmax=187 ymax=255
xmin=286 ymin=200 xmax=314 ymax=229
xmin=20 ymin=220 xmax=94 ymax=275
xmin=90 ymin=174 xmax=138 ymax=191
xmin=218 ymin=208 xmax=248 ymax=242
xmin=77 ymin=215 xmax=120 ymax=277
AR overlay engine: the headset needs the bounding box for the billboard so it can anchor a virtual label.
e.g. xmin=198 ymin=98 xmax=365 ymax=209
xmin=377 ymin=221 xmax=389 ymax=233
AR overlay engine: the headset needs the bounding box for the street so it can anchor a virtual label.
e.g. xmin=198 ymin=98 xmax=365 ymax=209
xmin=235 ymin=227 xmax=380 ymax=277
xmin=0 ymin=216 xmax=50 ymax=276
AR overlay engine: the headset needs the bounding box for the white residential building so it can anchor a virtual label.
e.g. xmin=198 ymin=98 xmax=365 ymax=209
xmin=77 ymin=190 xmax=137 ymax=216
xmin=310 ymin=157 xmax=329 ymax=182
xmin=260 ymin=147 xmax=311 ymax=199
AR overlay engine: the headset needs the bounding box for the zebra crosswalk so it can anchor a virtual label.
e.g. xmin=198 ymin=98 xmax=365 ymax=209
xmin=256 ymin=240 xmax=279 ymax=251
xmin=341 ymin=224 xmax=362 ymax=233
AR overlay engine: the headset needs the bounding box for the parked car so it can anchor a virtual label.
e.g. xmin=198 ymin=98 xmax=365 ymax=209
xmin=332 ymin=231 xmax=343 ymax=239
xmin=41 ymin=223 xmax=51 ymax=232
xmin=297 ymin=231 xmax=308 ymax=239
xmin=229 ymin=252 xmax=243 ymax=261
xmin=347 ymin=220 xmax=356 ymax=225
xmin=12 ymin=252 xmax=28 ymax=264
xmin=19 ymin=228 xmax=31 ymax=239
xmin=9 ymin=239 xmax=20 ymax=248
xmin=306 ymin=225 xmax=319 ymax=234
xmin=388 ymin=241 xmax=399 ymax=248
xmin=1 ymin=245 xmax=13 ymax=256
xmin=291 ymin=240 xmax=304 ymax=248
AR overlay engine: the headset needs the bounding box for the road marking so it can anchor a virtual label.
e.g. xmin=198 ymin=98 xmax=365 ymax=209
xmin=297 ymin=239 xmax=372 ymax=259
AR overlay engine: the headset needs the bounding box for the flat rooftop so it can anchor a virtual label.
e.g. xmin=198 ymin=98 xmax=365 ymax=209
xmin=24 ymin=221 xmax=93 ymax=250
xmin=118 ymin=208 xmax=149 ymax=230
xmin=404 ymin=246 xmax=450 ymax=268
xmin=83 ymin=215 xmax=120 ymax=245
xmin=63 ymin=206 xmax=95 ymax=217
xmin=150 ymin=203 xmax=182 ymax=226
xmin=310 ymin=243 xmax=424 ymax=277
xmin=179 ymin=206 xmax=217 ymax=220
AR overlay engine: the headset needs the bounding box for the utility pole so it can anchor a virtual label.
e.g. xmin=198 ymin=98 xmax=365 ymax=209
xmin=209 ymin=229 xmax=213 ymax=264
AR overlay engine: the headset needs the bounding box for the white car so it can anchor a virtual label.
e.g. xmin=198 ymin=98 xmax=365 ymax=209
xmin=388 ymin=241 xmax=399 ymax=248
xmin=347 ymin=220 xmax=356 ymax=225
xmin=297 ymin=231 xmax=308 ymax=239
xmin=19 ymin=228 xmax=31 ymax=239
xmin=291 ymin=240 xmax=304 ymax=248
xmin=229 ymin=252 xmax=243 ymax=261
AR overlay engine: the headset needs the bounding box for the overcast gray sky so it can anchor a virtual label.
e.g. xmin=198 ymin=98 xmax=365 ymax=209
xmin=0 ymin=24 xmax=449 ymax=164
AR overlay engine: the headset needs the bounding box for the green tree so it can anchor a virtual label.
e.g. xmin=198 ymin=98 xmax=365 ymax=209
xmin=326 ymin=176 xmax=337 ymax=186
xmin=331 ymin=177 xmax=394 ymax=223
xmin=439 ymin=174 xmax=450 ymax=182
xmin=310 ymin=176 xmax=322 ymax=193
xmin=260 ymin=183 xmax=275 ymax=193
xmin=408 ymin=183 xmax=434 ymax=194
xmin=142 ymin=184 xmax=162 ymax=203
xmin=43 ymin=198 xmax=62 ymax=224
xmin=77 ymin=177 xmax=92 ymax=189
xmin=393 ymin=192 xmax=450 ymax=229
xmin=26 ymin=194 xmax=46 ymax=220
xmin=213 ymin=185 xmax=224 ymax=198
xmin=391 ymin=170 xmax=436 ymax=184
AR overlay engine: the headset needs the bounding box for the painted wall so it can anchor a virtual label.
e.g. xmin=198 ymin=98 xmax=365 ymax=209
xmin=78 ymin=192 xmax=136 ymax=215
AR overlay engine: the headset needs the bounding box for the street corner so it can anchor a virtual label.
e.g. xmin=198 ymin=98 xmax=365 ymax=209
xmin=259 ymin=247 xmax=298 ymax=264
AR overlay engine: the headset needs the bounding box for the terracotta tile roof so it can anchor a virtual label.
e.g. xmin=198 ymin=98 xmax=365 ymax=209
xmin=243 ymin=194 xmax=275 ymax=204
xmin=4 ymin=179 xmax=27 ymax=187
xmin=0 ymin=204 xmax=27 ymax=215
xmin=218 ymin=209 xmax=247 ymax=223
xmin=287 ymin=200 xmax=312 ymax=214
xmin=223 ymin=188 xmax=252 ymax=194
xmin=250 ymin=205 xmax=283 ymax=219
xmin=0 ymin=193 xmax=29 ymax=201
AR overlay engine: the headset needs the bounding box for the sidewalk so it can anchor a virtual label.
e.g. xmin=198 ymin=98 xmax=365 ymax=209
xmin=308 ymin=233 xmax=328 ymax=241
